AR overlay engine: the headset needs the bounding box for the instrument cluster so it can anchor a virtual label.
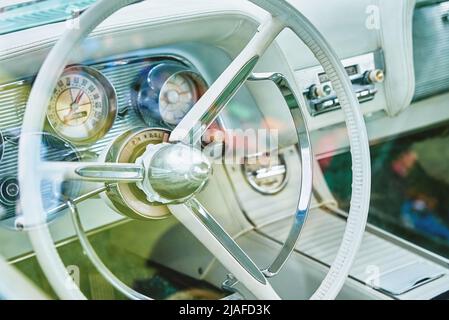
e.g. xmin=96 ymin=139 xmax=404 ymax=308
xmin=46 ymin=58 xmax=207 ymax=147
xmin=0 ymin=54 xmax=209 ymax=225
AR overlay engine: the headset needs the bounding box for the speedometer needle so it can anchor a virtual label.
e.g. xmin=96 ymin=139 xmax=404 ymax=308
xmin=73 ymin=90 xmax=84 ymax=105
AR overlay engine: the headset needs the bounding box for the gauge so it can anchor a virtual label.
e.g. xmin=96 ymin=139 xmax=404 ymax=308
xmin=243 ymin=153 xmax=288 ymax=195
xmin=0 ymin=177 xmax=19 ymax=207
xmin=159 ymin=71 xmax=206 ymax=125
xmin=133 ymin=61 xmax=207 ymax=127
xmin=0 ymin=130 xmax=3 ymax=163
xmin=47 ymin=65 xmax=117 ymax=145
xmin=102 ymin=128 xmax=171 ymax=220
xmin=0 ymin=133 xmax=82 ymax=228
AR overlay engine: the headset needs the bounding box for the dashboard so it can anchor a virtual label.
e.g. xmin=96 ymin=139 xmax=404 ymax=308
xmin=0 ymin=53 xmax=215 ymax=226
xmin=0 ymin=48 xmax=297 ymax=236
xmin=0 ymin=0 xmax=302 ymax=265
xmin=0 ymin=0 xmax=439 ymax=245
xmin=2 ymin=0 xmax=449 ymax=301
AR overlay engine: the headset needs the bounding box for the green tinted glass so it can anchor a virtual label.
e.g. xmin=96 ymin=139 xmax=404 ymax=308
xmin=0 ymin=0 xmax=97 ymax=35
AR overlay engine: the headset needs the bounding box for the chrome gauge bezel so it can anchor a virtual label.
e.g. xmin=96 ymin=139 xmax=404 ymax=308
xmin=158 ymin=69 xmax=208 ymax=126
xmin=133 ymin=61 xmax=208 ymax=128
xmin=46 ymin=65 xmax=118 ymax=146
xmin=0 ymin=132 xmax=82 ymax=229
xmin=0 ymin=177 xmax=19 ymax=208
xmin=242 ymin=152 xmax=289 ymax=195
xmin=101 ymin=127 xmax=171 ymax=220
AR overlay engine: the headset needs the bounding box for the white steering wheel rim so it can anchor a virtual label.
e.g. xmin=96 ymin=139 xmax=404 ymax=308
xmin=18 ymin=0 xmax=371 ymax=300
xmin=0 ymin=256 xmax=47 ymax=300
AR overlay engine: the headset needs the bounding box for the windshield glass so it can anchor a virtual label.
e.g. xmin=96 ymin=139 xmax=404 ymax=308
xmin=0 ymin=0 xmax=97 ymax=35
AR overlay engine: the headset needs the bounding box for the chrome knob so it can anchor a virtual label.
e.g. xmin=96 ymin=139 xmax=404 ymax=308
xmin=308 ymin=84 xmax=332 ymax=99
xmin=365 ymin=69 xmax=385 ymax=84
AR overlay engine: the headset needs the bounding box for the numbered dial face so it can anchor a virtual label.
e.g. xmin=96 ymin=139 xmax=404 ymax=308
xmin=47 ymin=66 xmax=117 ymax=145
xmin=103 ymin=128 xmax=171 ymax=220
xmin=159 ymin=72 xmax=207 ymax=126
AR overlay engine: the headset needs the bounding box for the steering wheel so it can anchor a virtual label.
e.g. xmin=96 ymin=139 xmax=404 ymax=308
xmin=19 ymin=0 xmax=371 ymax=300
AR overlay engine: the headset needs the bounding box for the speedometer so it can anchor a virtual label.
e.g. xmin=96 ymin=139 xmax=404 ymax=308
xmin=47 ymin=65 xmax=117 ymax=145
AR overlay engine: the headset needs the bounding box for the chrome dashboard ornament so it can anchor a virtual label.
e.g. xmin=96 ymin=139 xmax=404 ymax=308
xmin=242 ymin=152 xmax=288 ymax=195
xmin=101 ymin=128 xmax=171 ymax=220
xmin=46 ymin=65 xmax=118 ymax=146
xmin=133 ymin=61 xmax=208 ymax=127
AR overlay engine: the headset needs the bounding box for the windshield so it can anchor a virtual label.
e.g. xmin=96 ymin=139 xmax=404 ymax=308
xmin=0 ymin=0 xmax=97 ymax=35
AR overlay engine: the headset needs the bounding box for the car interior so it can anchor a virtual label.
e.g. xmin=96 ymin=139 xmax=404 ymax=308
xmin=1 ymin=0 xmax=449 ymax=300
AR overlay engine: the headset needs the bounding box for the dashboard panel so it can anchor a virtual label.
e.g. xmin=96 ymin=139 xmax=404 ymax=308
xmin=295 ymin=50 xmax=385 ymax=117
xmin=0 ymin=2 xmax=297 ymax=259
xmin=0 ymin=52 xmax=208 ymax=226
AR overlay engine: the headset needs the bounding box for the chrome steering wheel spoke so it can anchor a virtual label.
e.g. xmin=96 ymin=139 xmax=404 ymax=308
xmin=39 ymin=161 xmax=145 ymax=183
xmin=169 ymin=17 xmax=285 ymax=145
xmin=169 ymin=198 xmax=280 ymax=299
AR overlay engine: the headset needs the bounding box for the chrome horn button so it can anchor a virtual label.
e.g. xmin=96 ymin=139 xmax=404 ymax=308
xmin=136 ymin=143 xmax=212 ymax=204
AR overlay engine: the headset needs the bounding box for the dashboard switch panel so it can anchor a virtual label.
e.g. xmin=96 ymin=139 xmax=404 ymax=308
xmin=296 ymin=51 xmax=385 ymax=116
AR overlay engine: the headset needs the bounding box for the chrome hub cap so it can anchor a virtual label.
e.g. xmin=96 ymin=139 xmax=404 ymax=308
xmin=137 ymin=142 xmax=212 ymax=204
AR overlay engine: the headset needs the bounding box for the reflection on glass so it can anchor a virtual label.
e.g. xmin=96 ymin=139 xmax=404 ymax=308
xmin=320 ymin=123 xmax=449 ymax=257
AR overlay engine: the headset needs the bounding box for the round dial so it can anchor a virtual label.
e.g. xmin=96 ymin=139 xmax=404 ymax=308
xmin=102 ymin=128 xmax=171 ymax=220
xmin=0 ymin=133 xmax=81 ymax=228
xmin=133 ymin=62 xmax=207 ymax=128
xmin=159 ymin=72 xmax=202 ymax=125
xmin=243 ymin=153 xmax=288 ymax=195
xmin=0 ymin=177 xmax=19 ymax=207
xmin=47 ymin=66 xmax=117 ymax=145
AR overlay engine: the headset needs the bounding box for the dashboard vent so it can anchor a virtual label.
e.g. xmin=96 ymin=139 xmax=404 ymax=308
xmin=413 ymin=1 xmax=449 ymax=101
